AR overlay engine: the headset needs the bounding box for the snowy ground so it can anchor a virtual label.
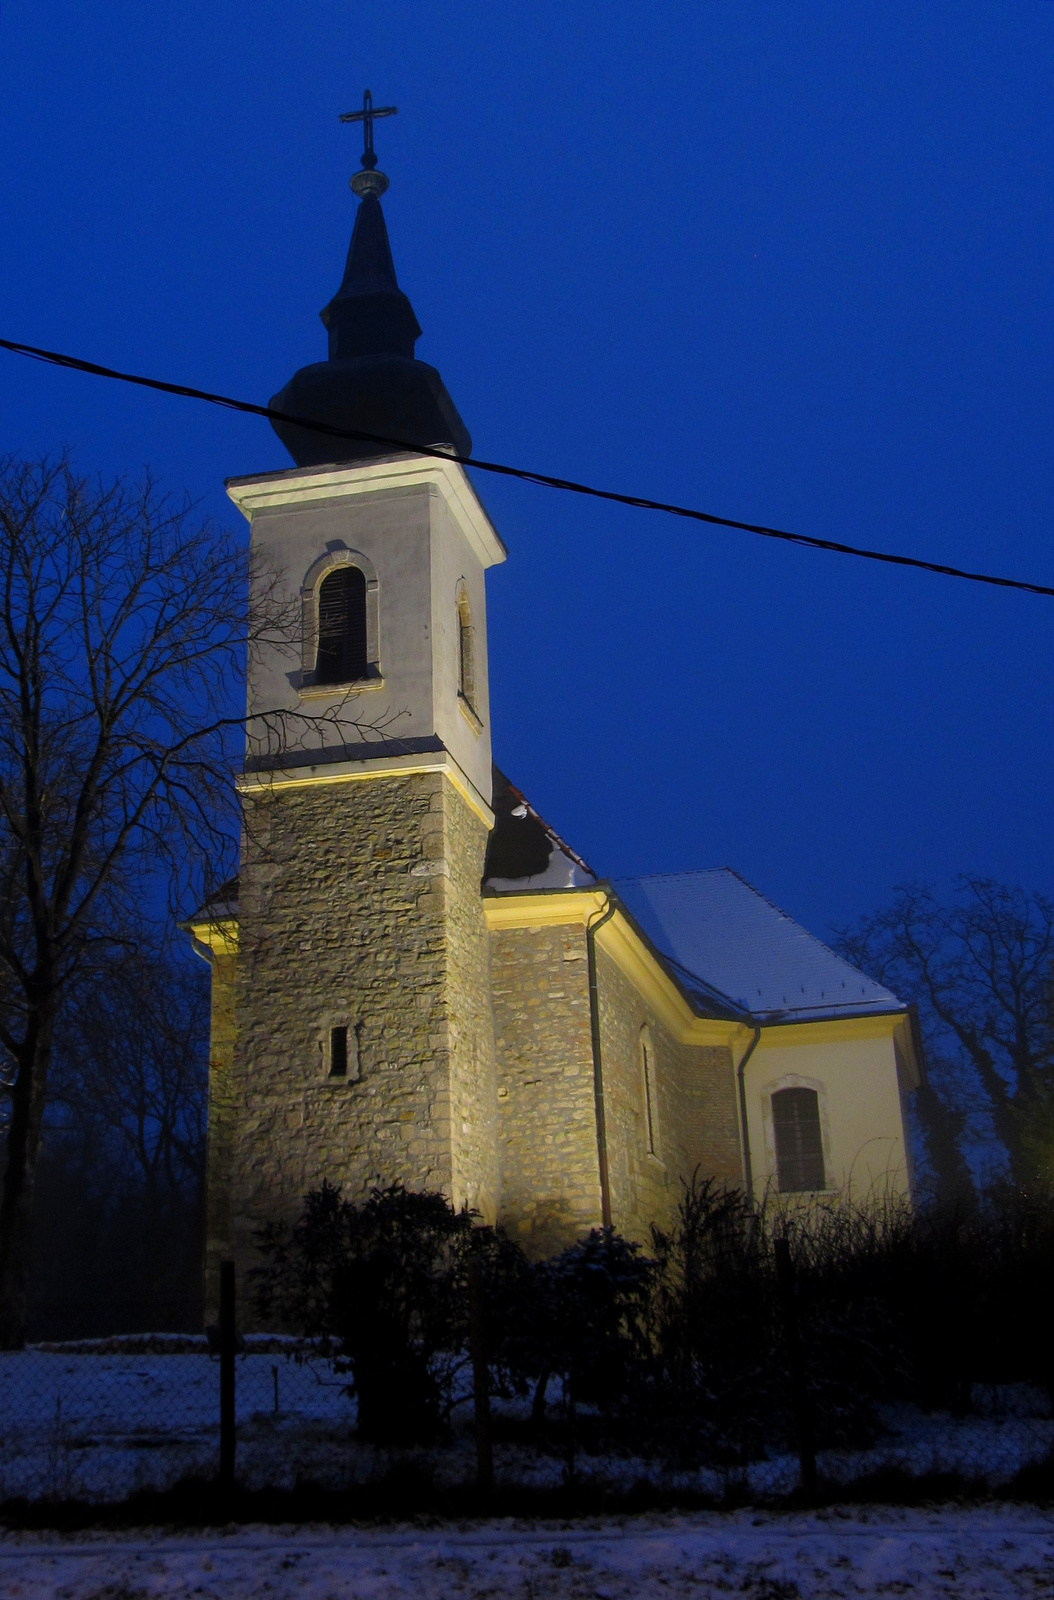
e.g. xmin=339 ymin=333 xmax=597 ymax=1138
xmin=0 ymin=1508 xmax=1052 ymax=1598
xmin=2 ymin=1348 xmax=1052 ymax=1503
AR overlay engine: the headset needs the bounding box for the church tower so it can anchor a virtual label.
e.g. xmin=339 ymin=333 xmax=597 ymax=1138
xmin=201 ymin=100 xmax=504 ymax=1301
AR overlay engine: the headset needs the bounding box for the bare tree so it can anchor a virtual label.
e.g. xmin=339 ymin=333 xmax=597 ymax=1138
xmin=834 ymin=878 xmax=1054 ymax=1195
xmin=34 ymin=938 xmax=209 ymax=1335
xmin=55 ymin=941 xmax=208 ymax=1214
xmin=0 ymin=454 xmax=257 ymax=1343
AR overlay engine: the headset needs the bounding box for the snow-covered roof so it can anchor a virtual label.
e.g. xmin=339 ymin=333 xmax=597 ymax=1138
xmin=613 ymin=869 xmax=904 ymax=1024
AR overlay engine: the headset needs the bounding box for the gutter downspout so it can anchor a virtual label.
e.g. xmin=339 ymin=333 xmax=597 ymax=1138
xmin=586 ymin=895 xmax=618 ymax=1228
xmin=736 ymin=1025 xmax=762 ymax=1205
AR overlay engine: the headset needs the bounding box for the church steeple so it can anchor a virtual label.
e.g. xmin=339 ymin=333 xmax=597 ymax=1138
xmin=269 ymin=93 xmax=472 ymax=469
xmin=319 ymin=191 xmax=422 ymax=362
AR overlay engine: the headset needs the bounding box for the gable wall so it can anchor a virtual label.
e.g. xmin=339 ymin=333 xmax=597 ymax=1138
xmin=744 ymin=1029 xmax=912 ymax=1203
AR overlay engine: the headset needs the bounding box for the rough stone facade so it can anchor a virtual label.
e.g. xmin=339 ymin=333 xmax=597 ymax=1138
xmin=484 ymin=919 xmax=745 ymax=1257
xmin=593 ymin=947 xmax=742 ymax=1245
xmin=205 ymin=768 xmax=497 ymax=1302
xmin=441 ymin=775 xmax=500 ymax=1223
xmin=489 ymin=922 xmax=602 ymax=1256
xmin=203 ymin=856 xmax=751 ymax=1302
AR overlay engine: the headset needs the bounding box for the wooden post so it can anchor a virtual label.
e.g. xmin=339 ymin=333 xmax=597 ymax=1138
xmin=467 ymin=1255 xmax=493 ymax=1498
xmin=773 ymin=1236 xmax=817 ymax=1502
xmin=219 ymin=1258 xmax=236 ymax=1490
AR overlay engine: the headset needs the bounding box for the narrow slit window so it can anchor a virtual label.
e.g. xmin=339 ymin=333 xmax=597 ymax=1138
xmin=642 ymin=1035 xmax=658 ymax=1156
xmin=329 ymin=1025 xmax=349 ymax=1078
xmin=772 ymin=1087 xmax=825 ymax=1192
xmin=316 ymin=566 xmax=368 ymax=685
xmin=457 ymin=589 xmax=475 ymax=709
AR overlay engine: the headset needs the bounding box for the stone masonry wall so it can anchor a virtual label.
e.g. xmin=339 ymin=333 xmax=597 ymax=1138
xmin=489 ymin=921 xmax=602 ymax=1256
xmin=595 ymin=947 xmax=743 ymax=1247
xmin=442 ymin=780 xmax=500 ymax=1221
xmin=213 ymin=769 xmax=497 ymax=1302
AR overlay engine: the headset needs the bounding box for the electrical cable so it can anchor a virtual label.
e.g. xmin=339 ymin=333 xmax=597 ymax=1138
xmin=2 ymin=333 xmax=1053 ymax=600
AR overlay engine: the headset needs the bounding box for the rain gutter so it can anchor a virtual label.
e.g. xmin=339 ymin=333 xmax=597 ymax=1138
xmin=736 ymin=1024 xmax=762 ymax=1205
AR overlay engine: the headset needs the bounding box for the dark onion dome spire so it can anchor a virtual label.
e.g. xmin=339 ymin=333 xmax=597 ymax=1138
xmin=269 ymin=93 xmax=472 ymax=469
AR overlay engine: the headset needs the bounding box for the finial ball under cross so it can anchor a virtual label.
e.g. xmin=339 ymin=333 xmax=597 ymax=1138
xmin=340 ymin=89 xmax=397 ymax=171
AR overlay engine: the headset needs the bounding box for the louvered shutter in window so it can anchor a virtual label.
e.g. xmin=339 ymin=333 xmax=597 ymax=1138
xmin=316 ymin=567 xmax=367 ymax=685
xmin=772 ymin=1087 xmax=825 ymax=1193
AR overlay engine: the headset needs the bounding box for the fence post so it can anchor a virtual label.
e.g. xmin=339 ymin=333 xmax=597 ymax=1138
xmin=773 ymin=1236 xmax=817 ymax=1502
xmin=219 ymin=1258 xmax=236 ymax=1490
xmin=467 ymin=1254 xmax=493 ymax=1498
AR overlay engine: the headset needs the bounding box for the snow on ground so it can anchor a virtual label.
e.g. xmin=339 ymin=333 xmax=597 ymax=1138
xmin=0 ymin=1507 xmax=1052 ymax=1598
xmin=1 ymin=1349 xmax=1052 ymax=1503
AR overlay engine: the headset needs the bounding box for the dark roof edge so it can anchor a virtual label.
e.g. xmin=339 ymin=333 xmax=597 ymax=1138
xmin=748 ymin=1003 xmax=910 ymax=1027
xmin=183 ymin=877 xmax=240 ymax=928
xmin=489 ymin=767 xmax=597 ymax=880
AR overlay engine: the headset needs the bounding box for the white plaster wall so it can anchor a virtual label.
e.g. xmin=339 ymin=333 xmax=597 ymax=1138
xmin=237 ymin=470 xmax=494 ymax=800
xmin=430 ymin=487 xmax=492 ymax=801
xmin=246 ymin=484 xmax=433 ymax=747
xmin=744 ymin=1032 xmax=912 ymax=1203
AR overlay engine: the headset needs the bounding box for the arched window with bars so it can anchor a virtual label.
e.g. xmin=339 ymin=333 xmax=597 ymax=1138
xmin=771 ymin=1086 xmax=826 ymax=1193
xmin=315 ymin=565 xmax=368 ymax=685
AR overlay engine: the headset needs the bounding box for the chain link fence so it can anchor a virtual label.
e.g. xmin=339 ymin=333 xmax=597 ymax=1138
xmin=6 ymin=1181 xmax=1054 ymax=1512
xmin=1 ymin=1325 xmax=1051 ymax=1507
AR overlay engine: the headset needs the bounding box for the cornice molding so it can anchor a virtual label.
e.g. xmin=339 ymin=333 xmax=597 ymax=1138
xmin=481 ymin=890 xmax=912 ymax=1060
xmin=481 ymin=889 xmax=608 ymax=930
xmin=185 ymin=916 xmax=238 ymax=958
xmin=237 ymin=748 xmax=495 ymax=830
xmin=756 ymin=1013 xmax=909 ymax=1047
xmin=225 ymin=453 xmax=507 ymax=570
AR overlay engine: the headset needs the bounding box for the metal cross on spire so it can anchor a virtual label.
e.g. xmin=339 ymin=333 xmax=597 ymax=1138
xmin=339 ymin=89 xmax=397 ymax=171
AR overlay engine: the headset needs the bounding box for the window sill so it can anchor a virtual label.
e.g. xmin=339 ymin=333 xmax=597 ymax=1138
xmin=776 ymin=1187 xmax=839 ymax=1198
xmin=299 ymin=672 xmax=385 ymax=699
xmin=458 ymin=693 xmax=483 ymax=735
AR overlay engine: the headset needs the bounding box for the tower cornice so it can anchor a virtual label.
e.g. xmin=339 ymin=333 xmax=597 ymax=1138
xmin=225 ymin=452 xmax=507 ymax=570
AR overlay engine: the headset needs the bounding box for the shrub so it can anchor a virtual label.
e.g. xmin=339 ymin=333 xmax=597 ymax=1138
xmin=252 ymin=1176 xmax=1054 ymax=1464
xmin=251 ymin=1181 xmax=513 ymax=1443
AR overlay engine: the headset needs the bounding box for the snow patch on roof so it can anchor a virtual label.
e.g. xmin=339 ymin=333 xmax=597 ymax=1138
xmin=614 ymin=869 xmax=904 ymax=1023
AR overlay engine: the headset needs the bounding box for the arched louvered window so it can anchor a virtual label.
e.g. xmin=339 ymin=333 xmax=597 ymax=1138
xmin=772 ymin=1087 xmax=825 ymax=1193
xmin=457 ymin=585 xmax=475 ymax=710
xmin=315 ymin=565 xmax=368 ymax=685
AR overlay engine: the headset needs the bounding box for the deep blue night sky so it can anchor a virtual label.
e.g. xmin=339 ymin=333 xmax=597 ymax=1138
xmin=1 ymin=1 xmax=1053 ymax=939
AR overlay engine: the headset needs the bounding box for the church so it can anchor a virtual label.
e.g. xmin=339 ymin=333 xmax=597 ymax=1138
xmin=188 ymin=103 xmax=918 ymax=1309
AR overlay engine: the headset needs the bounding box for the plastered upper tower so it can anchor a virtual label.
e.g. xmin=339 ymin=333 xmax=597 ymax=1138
xmin=202 ymin=103 xmax=504 ymax=1297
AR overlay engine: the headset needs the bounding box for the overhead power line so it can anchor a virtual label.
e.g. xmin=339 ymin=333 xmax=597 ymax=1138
xmin=2 ymin=334 xmax=1053 ymax=601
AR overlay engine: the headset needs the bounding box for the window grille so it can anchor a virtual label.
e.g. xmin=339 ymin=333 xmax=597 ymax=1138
xmin=772 ymin=1087 xmax=825 ymax=1192
xmin=328 ymin=1025 xmax=349 ymax=1078
xmin=316 ymin=566 xmax=367 ymax=685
